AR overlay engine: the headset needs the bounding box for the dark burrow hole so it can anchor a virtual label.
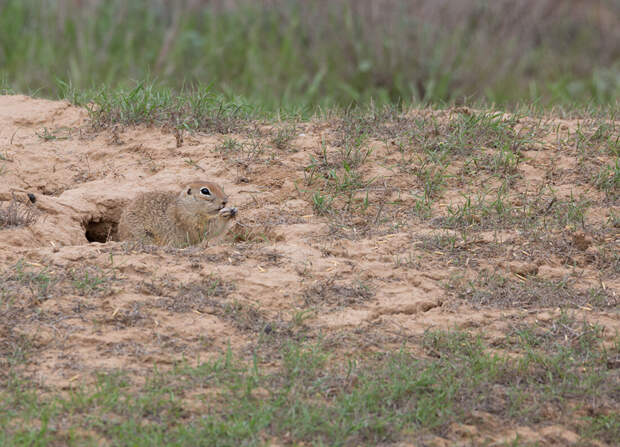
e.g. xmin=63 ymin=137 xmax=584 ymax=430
xmin=84 ymin=219 xmax=118 ymax=243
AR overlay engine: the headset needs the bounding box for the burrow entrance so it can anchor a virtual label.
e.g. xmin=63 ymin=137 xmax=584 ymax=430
xmin=84 ymin=219 xmax=119 ymax=243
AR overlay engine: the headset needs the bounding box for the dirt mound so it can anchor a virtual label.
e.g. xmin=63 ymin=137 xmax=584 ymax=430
xmin=1 ymin=95 xmax=618 ymax=445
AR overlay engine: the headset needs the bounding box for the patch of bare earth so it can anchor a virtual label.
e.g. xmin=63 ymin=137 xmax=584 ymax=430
xmin=0 ymin=96 xmax=618 ymax=445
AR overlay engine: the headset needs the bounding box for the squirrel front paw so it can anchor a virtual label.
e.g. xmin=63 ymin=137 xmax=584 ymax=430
xmin=219 ymin=207 xmax=238 ymax=219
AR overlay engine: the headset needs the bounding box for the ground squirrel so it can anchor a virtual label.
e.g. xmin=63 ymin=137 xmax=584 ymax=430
xmin=118 ymin=180 xmax=237 ymax=247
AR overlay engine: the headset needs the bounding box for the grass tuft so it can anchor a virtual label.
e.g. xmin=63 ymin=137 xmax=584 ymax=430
xmin=0 ymin=199 xmax=38 ymax=229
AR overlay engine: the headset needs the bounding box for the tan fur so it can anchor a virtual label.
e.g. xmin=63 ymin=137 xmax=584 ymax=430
xmin=117 ymin=180 xmax=236 ymax=247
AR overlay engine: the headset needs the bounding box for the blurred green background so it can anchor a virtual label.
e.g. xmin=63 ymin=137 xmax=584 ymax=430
xmin=1 ymin=0 xmax=618 ymax=112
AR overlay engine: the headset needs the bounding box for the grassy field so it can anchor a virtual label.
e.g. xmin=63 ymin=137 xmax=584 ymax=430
xmin=2 ymin=321 xmax=617 ymax=445
xmin=0 ymin=0 xmax=619 ymax=112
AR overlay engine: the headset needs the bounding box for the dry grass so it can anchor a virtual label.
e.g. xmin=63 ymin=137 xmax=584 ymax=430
xmin=447 ymin=272 xmax=617 ymax=310
xmin=0 ymin=198 xmax=37 ymax=229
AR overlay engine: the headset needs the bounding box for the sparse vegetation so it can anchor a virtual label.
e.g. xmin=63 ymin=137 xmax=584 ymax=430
xmin=1 ymin=323 xmax=617 ymax=446
xmin=271 ymin=124 xmax=298 ymax=150
xmin=304 ymin=139 xmax=376 ymax=223
xmin=447 ymin=271 xmax=617 ymax=310
xmin=85 ymin=82 xmax=256 ymax=132
xmin=1 ymin=261 xmax=115 ymax=304
xmin=302 ymin=278 xmax=374 ymax=308
xmin=594 ymin=160 xmax=620 ymax=200
xmin=0 ymin=199 xmax=37 ymax=229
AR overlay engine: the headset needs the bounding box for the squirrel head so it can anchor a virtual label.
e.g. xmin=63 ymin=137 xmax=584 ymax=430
xmin=178 ymin=180 xmax=229 ymax=215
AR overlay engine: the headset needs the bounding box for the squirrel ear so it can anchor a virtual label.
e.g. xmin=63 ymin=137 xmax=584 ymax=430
xmin=187 ymin=188 xmax=192 ymax=195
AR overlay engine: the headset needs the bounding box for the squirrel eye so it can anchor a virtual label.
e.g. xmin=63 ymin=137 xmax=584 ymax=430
xmin=200 ymin=187 xmax=211 ymax=196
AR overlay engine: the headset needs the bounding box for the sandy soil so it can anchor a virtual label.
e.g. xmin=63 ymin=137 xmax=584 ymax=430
xmin=0 ymin=95 xmax=617 ymax=445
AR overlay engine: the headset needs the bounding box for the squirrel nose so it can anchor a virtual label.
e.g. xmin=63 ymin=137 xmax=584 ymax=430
xmin=221 ymin=200 xmax=227 ymax=207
